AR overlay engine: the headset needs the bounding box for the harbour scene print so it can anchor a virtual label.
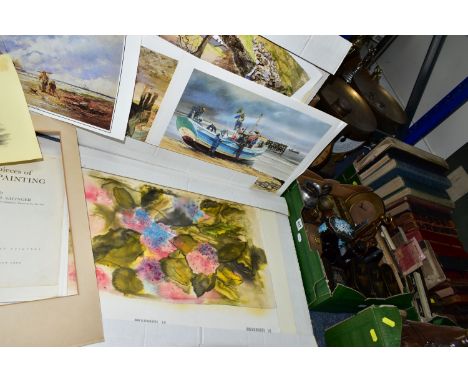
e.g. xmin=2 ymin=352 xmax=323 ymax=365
xmin=160 ymin=35 xmax=310 ymax=97
xmin=160 ymin=69 xmax=331 ymax=192
xmin=0 ymin=36 xmax=125 ymax=130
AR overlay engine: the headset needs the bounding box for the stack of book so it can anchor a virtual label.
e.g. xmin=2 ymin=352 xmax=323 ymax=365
xmin=354 ymin=137 xmax=468 ymax=273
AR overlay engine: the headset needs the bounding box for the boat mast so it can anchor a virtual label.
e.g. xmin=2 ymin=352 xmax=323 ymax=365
xmin=251 ymin=113 xmax=263 ymax=133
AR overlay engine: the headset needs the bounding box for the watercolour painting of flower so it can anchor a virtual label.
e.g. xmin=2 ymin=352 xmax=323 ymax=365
xmin=83 ymin=169 xmax=275 ymax=309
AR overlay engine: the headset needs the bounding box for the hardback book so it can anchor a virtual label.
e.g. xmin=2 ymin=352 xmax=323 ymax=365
xmin=354 ymin=137 xmax=449 ymax=173
xmin=383 ymin=187 xmax=455 ymax=209
xmin=374 ymin=176 xmax=449 ymax=200
xmin=357 ymin=154 xmax=392 ymax=180
xmin=386 ymin=195 xmax=454 ymax=219
xmin=395 ymin=238 xmax=426 ymax=276
xmin=361 ymin=159 xmax=451 ymax=192
xmin=405 ymin=229 xmax=463 ymax=248
xmin=393 ymin=212 xmax=458 ymax=237
xmin=419 ymin=240 xmax=446 ymax=290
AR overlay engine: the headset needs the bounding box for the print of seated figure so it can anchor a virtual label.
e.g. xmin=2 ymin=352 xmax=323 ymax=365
xmin=38 ymin=70 xmax=49 ymax=92
xmin=127 ymin=88 xmax=158 ymax=136
xmin=47 ymin=80 xmax=57 ymax=96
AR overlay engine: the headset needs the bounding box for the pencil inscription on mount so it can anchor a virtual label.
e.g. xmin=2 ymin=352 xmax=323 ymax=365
xmin=83 ymin=169 xmax=275 ymax=308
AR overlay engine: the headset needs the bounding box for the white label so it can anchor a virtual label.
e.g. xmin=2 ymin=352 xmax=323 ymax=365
xmin=447 ymin=166 xmax=468 ymax=202
xmin=296 ymin=218 xmax=304 ymax=231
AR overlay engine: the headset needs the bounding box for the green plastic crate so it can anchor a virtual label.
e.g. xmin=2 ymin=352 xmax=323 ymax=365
xmin=325 ymin=305 xmax=403 ymax=346
xmin=283 ymin=180 xmax=414 ymax=313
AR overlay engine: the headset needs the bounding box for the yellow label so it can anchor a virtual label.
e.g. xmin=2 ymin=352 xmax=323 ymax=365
xmin=382 ymin=317 xmax=396 ymax=327
xmin=430 ymin=298 xmax=435 ymax=304
xmin=370 ymin=328 xmax=378 ymax=342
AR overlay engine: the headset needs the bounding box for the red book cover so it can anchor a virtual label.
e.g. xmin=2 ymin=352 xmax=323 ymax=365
xmin=395 ymin=238 xmax=426 ymax=276
xmin=406 ymin=229 xmax=463 ymax=248
xmin=427 ymin=242 xmax=468 ymax=259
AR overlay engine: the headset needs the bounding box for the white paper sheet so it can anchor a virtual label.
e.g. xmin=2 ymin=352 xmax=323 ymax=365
xmin=0 ymin=154 xmax=64 ymax=303
xmin=81 ymin=148 xmax=315 ymax=346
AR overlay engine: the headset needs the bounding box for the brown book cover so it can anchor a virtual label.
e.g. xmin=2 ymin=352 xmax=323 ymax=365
xmin=386 ymin=194 xmax=454 ymax=219
xmin=393 ymin=211 xmax=458 ymax=237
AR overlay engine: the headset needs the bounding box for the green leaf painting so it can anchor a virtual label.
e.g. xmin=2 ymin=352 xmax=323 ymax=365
xmin=83 ymin=169 xmax=275 ymax=309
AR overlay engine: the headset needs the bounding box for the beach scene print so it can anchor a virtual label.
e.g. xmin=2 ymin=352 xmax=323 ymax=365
xmin=126 ymin=46 xmax=178 ymax=141
xmin=160 ymin=69 xmax=331 ymax=192
xmin=0 ymin=36 xmax=125 ymax=130
xmin=160 ymin=35 xmax=310 ymax=97
xmin=83 ymin=169 xmax=275 ymax=308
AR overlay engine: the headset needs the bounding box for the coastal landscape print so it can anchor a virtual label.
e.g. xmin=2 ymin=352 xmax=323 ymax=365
xmin=83 ymin=169 xmax=274 ymax=308
xmin=160 ymin=69 xmax=331 ymax=192
xmin=126 ymin=46 xmax=178 ymax=141
xmin=160 ymin=35 xmax=309 ymax=96
xmin=0 ymin=36 xmax=125 ymax=130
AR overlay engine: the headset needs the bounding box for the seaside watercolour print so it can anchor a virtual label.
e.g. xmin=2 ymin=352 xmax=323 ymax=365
xmin=83 ymin=169 xmax=275 ymax=309
xmin=160 ymin=35 xmax=310 ymax=97
xmin=0 ymin=35 xmax=125 ymax=131
xmin=126 ymin=46 xmax=178 ymax=141
xmin=160 ymin=69 xmax=332 ymax=192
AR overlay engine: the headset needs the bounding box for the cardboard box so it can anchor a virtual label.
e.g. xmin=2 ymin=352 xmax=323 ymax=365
xmin=283 ymin=180 xmax=414 ymax=313
xmin=325 ymin=305 xmax=403 ymax=346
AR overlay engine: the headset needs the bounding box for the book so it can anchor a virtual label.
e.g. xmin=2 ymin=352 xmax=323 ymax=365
xmin=361 ymin=159 xmax=451 ymax=191
xmin=374 ymin=176 xmax=450 ymax=200
xmin=395 ymin=238 xmax=426 ymax=276
xmin=419 ymin=240 xmax=446 ymax=290
xmin=0 ymin=156 xmax=67 ymax=302
xmin=354 ymin=137 xmax=448 ymax=173
xmin=386 ymin=195 xmax=454 ymax=219
xmin=406 ymin=231 xmax=466 ymax=255
xmin=358 ymin=154 xmax=392 ymax=180
xmin=383 ymin=187 xmax=455 ymax=209
xmin=393 ymin=210 xmax=457 ymax=230
xmin=403 ymin=227 xmax=462 ymax=247
xmin=393 ymin=212 xmax=458 ymax=236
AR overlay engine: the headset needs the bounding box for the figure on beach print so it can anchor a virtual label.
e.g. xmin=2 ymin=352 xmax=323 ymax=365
xmin=0 ymin=35 xmax=125 ymax=130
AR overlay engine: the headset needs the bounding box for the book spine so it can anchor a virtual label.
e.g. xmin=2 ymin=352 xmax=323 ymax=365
xmin=370 ymin=171 xmax=449 ymax=198
xmin=405 ymin=229 xmax=463 ymax=250
xmin=383 ymin=188 xmax=454 ymax=209
xmin=395 ymin=218 xmax=459 ymax=237
xmin=397 ymin=160 xmax=451 ymax=189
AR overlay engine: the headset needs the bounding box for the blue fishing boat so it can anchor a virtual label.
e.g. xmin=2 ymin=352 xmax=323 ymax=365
xmin=176 ymin=115 xmax=268 ymax=161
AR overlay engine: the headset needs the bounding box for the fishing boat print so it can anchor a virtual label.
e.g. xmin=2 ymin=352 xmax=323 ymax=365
xmin=175 ymin=107 xmax=268 ymax=161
